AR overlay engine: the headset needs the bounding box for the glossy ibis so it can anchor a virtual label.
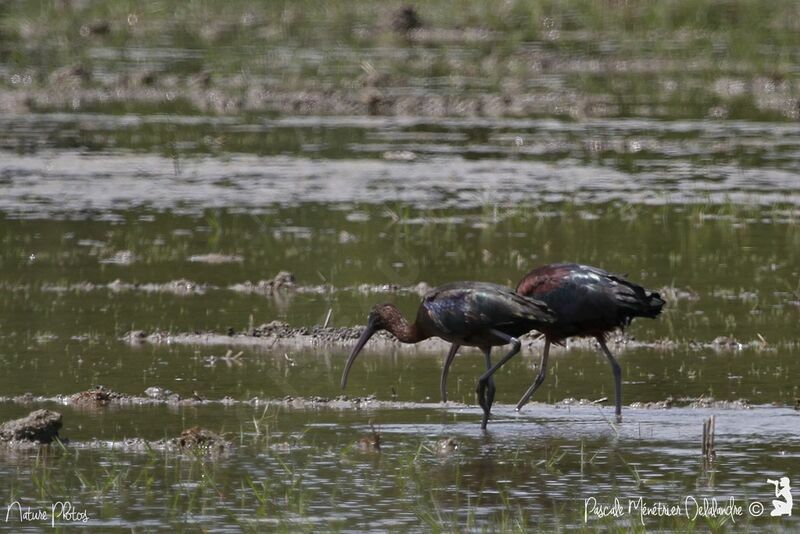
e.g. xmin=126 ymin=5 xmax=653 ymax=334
xmin=443 ymin=264 xmax=664 ymax=422
xmin=340 ymin=282 xmax=555 ymax=429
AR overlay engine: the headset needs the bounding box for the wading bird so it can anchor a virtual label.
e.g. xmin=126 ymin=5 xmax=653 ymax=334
xmin=465 ymin=263 xmax=664 ymax=423
xmin=341 ymin=282 xmax=556 ymax=429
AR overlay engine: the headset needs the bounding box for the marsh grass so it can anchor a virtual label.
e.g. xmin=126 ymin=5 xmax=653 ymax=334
xmin=1 ymin=1 xmax=797 ymax=120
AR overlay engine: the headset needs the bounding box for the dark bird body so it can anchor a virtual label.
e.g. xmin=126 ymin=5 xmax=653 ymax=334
xmin=341 ymin=282 xmax=556 ymax=428
xmin=442 ymin=264 xmax=664 ymax=422
xmin=516 ymin=263 xmax=663 ymax=342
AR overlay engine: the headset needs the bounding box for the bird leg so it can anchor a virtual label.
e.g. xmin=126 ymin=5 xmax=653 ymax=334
xmin=475 ymin=347 xmax=497 ymax=429
xmin=597 ymin=337 xmax=622 ymax=422
xmin=475 ymin=330 xmax=522 ymax=429
xmin=515 ymin=339 xmax=550 ymax=411
xmin=483 ymin=347 xmax=496 ymax=413
xmin=439 ymin=343 xmax=460 ymax=403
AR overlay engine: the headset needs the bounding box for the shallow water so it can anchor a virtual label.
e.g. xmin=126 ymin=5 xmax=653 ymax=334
xmin=0 ymin=401 xmax=797 ymax=531
xmin=1 ymin=103 xmax=800 ymax=531
xmin=2 ymin=114 xmax=800 ymax=216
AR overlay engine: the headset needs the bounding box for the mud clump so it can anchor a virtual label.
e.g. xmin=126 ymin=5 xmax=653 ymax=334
xmin=630 ymin=397 xmax=674 ymax=410
xmin=687 ymin=337 xmax=770 ymax=352
xmin=356 ymin=281 xmax=431 ymax=296
xmin=312 ymin=325 xmax=366 ymax=342
xmin=631 ymin=396 xmax=750 ymax=410
xmin=247 ymin=322 xmax=365 ymax=343
xmin=685 ymin=397 xmax=750 ymax=410
xmin=151 ymin=279 xmax=208 ymax=296
xmin=144 ymin=387 xmax=181 ymax=402
xmin=122 ymin=324 xmax=524 ymax=352
xmin=68 ymin=387 xmax=208 ymax=407
xmin=251 ymin=320 xmax=296 ymax=337
xmin=107 ymin=278 xmax=210 ymax=295
xmin=711 ymin=336 xmax=743 ymax=350
xmin=0 ymin=409 xmax=63 ymax=444
xmin=177 ymin=427 xmax=230 ymax=452
xmin=2 ymin=388 xmax=209 ymax=409
xmin=230 ymin=271 xmax=296 ymax=295
xmin=127 ymin=330 xmax=148 ymax=344
xmin=77 ymin=433 xmax=232 ymax=455
xmin=70 ymin=386 xmax=125 ymax=405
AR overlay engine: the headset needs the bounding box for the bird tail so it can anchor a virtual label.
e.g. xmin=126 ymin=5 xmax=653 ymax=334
xmin=607 ymin=273 xmax=665 ymax=321
xmin=638 ymin=290 xmax=665 ymax=319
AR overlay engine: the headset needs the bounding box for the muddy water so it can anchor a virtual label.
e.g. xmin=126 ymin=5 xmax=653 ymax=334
xmin=1 ymin=113 xmax=799 ymax=530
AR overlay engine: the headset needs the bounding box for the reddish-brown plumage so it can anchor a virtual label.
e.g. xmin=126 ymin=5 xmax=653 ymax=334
xmin=515 ymin=264 xmax=566 ymax=296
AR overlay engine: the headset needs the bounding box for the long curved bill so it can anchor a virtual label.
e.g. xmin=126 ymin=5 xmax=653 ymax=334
xmin=340 ymin=320 xmax=377 ymax=389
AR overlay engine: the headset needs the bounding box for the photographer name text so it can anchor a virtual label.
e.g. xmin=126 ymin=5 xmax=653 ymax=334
xmin=584 ymin=496 xmax=764 ymax=525
xmin=5 ymin=501 xmax=89 ymax=527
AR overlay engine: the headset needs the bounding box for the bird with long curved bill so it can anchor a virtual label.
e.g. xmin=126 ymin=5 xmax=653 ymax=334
xmin=341 ymin=281 xmax=556 ymax=429
xmin=440 ymin=264 xmax=665 ymax=422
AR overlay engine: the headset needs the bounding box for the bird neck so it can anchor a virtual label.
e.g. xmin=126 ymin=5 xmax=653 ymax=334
xmin=383 ymin=309 xmax=424 ymax=343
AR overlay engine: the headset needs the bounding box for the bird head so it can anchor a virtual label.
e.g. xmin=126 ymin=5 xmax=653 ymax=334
xmin=366 ymin=303 xmax=401 ymax=329
xmin=340 ymin=304 xmax=396 ymax=389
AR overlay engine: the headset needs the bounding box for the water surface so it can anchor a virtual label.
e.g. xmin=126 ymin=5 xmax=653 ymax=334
xmin=1 ymin=35 xmax=799 ymax=531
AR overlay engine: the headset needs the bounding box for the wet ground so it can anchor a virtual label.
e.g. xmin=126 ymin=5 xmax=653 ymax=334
xmin=1 ymin=118 xmax=798 ymax=532
xmin=1 ymin=1 xmax=800 ymax=531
